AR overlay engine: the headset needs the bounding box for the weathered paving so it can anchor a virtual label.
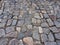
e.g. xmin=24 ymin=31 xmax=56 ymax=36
xmin=0 ymin=0 xmax=60 ymax=45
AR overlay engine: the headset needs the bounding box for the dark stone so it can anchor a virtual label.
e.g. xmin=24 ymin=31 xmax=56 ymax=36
xmin=17 ymin=32 xmax=25 ymax=40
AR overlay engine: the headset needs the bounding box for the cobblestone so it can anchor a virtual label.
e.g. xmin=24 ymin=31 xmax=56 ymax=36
xmin=0 ymin=0 xmax=60 ymax=45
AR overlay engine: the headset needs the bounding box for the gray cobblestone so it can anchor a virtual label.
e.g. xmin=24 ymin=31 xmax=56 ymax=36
xmin=0 ymin=0 xmax=60 ymax=45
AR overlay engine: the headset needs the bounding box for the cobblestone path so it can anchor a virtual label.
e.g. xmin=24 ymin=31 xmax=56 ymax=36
xmin=0 ymin=0 xmax=60 ymax=45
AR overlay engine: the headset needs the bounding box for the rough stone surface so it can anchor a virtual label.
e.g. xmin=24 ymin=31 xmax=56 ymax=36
xmin=0 ymin=38 xmax=8 ymax=45
xmin=0 ymin=29 xmax=5 ymax=37
xmin=23 ymin=37 xmax=33 ymax=45
xmin=0 ymin=0 xmax=60 ymax=45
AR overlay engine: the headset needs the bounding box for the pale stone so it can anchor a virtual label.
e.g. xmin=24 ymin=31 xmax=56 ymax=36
xmin=34 ymin=13 xmax=41 ymax=19
xmin=16 ymin=27 xmax=21 ymax=33
xmin=23 ymin=37 xmax=33 ymax=45
xmin=39 ymin=27 xmax=43 ymax=33
xmin=27 ymin=24 xmax=32 ymax=29
xmin=32 ymin=18 xmax=36 ymax=24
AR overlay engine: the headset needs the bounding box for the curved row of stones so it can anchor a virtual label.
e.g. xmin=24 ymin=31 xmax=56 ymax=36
xmin=0 ymin=0 xmax=60 ymax=45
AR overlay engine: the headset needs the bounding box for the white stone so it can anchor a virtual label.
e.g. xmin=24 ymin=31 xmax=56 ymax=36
xmin=16 ymin=27 xmax=21 ymax=33
xmin=39 ymin=27 xmax=43 ymax=33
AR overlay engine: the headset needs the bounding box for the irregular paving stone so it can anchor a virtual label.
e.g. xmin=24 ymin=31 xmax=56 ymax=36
xmin=17 ymin=20 xmax=24 ymax=26
xmin=0 ymin=38 xmax=8 ymax=45
xmin=9 ymin=39 xmax=19 ymax=45
xmin=49 ymin=27 xmax=59 ymax=33
xmin=39 ymin=26 xmax=43 ymax=33
xmin=23 ymin=37 xmax=33 ymax=45
xmin=0 ymin=10 xmax=3 ymax=15
xmin=0 ymin=23 xmax=6 ymax=28
xmin=13 ymin=16 xmax=18 ymax=19
xmin=7 ymin=19 xmax=12 ymax=26
xmin=17 ymin=32 xmax=25 ymax=39
xmin=43 ymin=14 xmax=49 ymax=18
xmin=5 ymin=31 xmax=17 ymax=37
xmin=16 ymin=27 xmax=21 ymax=33
xmin=19 ymin=40 xmax=24 ymax=45
xmin=12 ymin=19 xmax=17 ymax=26
xmin=36 ymin=19 xmax=41 ymax=25
xmin=34 ymin=13 xmax=41 ymax=19
xmin=54 ymin=21 xmax=60 ymax=28
xmin=1 ymin=0 xmax=60 ymax=45
xmin=34 ymin=41 xmax=41 ymax=45
xmin=48 ymin=32 xmax=54 ymax=41
xmin=42 ymin=28 xmax=50 ymax=34
xmin=41 ymin=22 xmax=49 ymax=27
xmin=21 ymin=25 xmax=27 ymax=32
xmin=26 ymin=24 xmax=32 ymax=30
xmin=33 ymin=30 xmax=40 ymax=40
xmin=41 ymin=34 xmax=48 ymax=42
xmin=55 ymin=33 xmax=60 ymax=39
xmin=49 ymin=15 xmax=56 ymax=21
xmin=56 ymin=40 xmax=60 ymax=45
xmin=25 ymin=30 xmax=32 ymax=37
xmin=32 ymin=18 xmax=36 ymax=25
xmin=44 ymin=42 xmax=57 ymax=45
xmin=46 ymin=18 xmax=54 ymax=26
xmin=6 ymin=26 xmax=15 ymax=33
xmin=0 ymin=29 xmax=5 ymax=37
xmin=24 ymin=17 xmax=32 ymax=25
